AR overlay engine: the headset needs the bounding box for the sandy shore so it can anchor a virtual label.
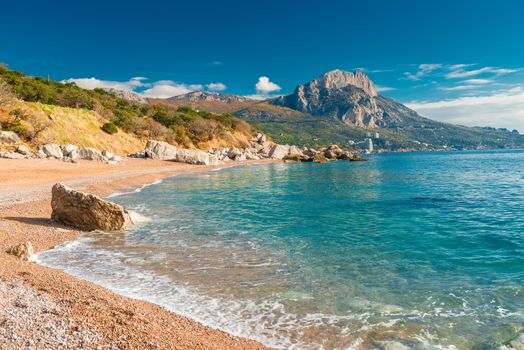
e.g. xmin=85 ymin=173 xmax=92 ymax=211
xmin=0 ymin=157 xmax=275 ymax=350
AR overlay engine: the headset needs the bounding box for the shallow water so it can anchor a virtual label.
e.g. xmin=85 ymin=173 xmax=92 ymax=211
xmin=37 ymin=150 xmax=524 ymax=349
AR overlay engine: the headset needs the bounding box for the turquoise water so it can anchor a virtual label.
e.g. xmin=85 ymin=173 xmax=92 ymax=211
xmin=37 ymin=150 xmax=524 ymax=349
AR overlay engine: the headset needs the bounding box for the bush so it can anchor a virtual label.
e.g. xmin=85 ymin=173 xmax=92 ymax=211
xmin=101 ymin=122 xmax=118 ymax=134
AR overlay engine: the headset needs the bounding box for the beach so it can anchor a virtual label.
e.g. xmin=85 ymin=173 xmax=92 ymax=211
xmin=0 ymin=157 xmax=274 ymax=350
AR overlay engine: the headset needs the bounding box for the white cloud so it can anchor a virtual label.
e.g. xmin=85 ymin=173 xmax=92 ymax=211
xmin=445 ymin=66 xmax=518 ymax=79
xmin=142 ymin=82 xmax=198 ymax=98
xmin=376 ymin=85 xmax=396 ymax=92
xmin=461 ymin=79 xmax=492 ymax=85
xmin=438 ymin=85 xmax=478 ymax=91
xmin=206 ymin=82 xmax=227 ymax=91
xmin=404 ymin=63 xmax=442 ymax=81
xmin=63 ymin=77 xmax=149 ymax=91
xmin=255 ymin=76 xmax=281 ymax=94
xmin=63 ymin=76 xmax=228 ymax=98
xmin=407 ymin=89 xmax=524 ymax=132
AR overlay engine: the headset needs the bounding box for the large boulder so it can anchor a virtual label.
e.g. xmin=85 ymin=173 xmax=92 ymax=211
xmin=176 ymin=148 xmax=219 ymax=165
xmin=16 ymin=145 xmax=31 ymax=156
xmin=5 ymin=242 xmax=34 ymax=261
xmin=285 ymin=145 xmax=305 ymax=161
xmin=51 ymin=183 xmax=132 ymax=231
xmin=40 ymin=144 xmax=63 ymax=159
xmin=268 ymin=144 xmax=290 ymax=159
xmin=0 ymin=151 xmax=25 ymax=159
xmin=144 ymin=140 xmax=178 ymax=160
xmin=144 ymin=140 xmax=219 ymax=165
xmin=78 ymin=147 xmax=105 ymax=161
xmin=61 ymin=144 xmax=79 ymax=159
xmin=0 ymin=131 xmax=20 ymax=144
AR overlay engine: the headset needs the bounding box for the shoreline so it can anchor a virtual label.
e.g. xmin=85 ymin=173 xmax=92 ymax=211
xmin=0 ymin=157 xmax=277 ymax=349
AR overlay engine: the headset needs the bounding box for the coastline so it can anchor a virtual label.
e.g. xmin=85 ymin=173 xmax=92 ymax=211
xmin=0 ymin=157 xmax=277 ymax=350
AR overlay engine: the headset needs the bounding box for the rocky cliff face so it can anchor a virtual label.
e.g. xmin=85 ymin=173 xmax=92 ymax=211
xmin=272 ymin=70 xmax=423 ymax=128
xmin=166 ymin=91 xmax=254 ymax=104
xmin=103 ymin=88 xmax=147 ymax=104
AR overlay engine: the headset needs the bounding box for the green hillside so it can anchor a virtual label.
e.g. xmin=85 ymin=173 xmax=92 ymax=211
xmin=0 ymin=66 xmax=255 ymax=150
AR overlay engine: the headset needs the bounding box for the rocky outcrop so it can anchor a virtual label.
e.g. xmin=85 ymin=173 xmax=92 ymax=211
xmin=32 ymin=144 xmax=124 ymax=164
xmin=0 ymin=131 xmax=20 ymax=144
xmin=144 ymin=134 xmax=363 ymax=165
xmin=144 ymin=140 xmax=178 ymax=160
xmin=103 ymin=88 xmax=147 ymax=104
xmin=39 ymin=144 xmax=63 ymax=159
xmin=271 ymin=69 xmax=427 ymax=129
xmin=51 ymin=183 xmax=132 ymax=231
xmin=144 ymin=140 xmax=219 ymax=165
xmin=268 ymin=144 xmax=290 ymax=159
xmin=176 ymin=148 xmax=219 ymax=166
xmin=5 ymin=242 xmax=34 ymax=261
xmin=77 ymin=147 xmax=105 ymax=162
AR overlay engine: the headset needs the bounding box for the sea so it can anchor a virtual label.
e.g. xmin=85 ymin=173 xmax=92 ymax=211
xmin=36 ymin=150 xmax=524 ymax=349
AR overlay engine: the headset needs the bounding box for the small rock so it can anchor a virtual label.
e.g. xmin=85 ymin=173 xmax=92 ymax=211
xmin=6 ymin=242 xmax=34 ymax=261
xmin=61 ymin=144 xmax=79 ymax=159
xmin=16 ymin=145 xmax=31 ymax=156
xmin=34 ymin=150 xmax=47 ymax=159
xmin=102 ymin=150 xmax=114 ymax=159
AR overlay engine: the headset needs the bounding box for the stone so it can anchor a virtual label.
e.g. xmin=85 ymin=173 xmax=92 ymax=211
xmin=176 ymin=148 xmax=219 ymax=166
xmin=227 ymin=147 xmax=242 ymax=159
xmin=313 ymin=153 xmax=329 ymax=163
xmin=110 ymin=155 xmax=124 ymax=163
xmin=40 ymin=144 xmax=63 ymax=159
xmin=144 ymin=140 xmax=178 ymax=160
xmin=0 ymin=151 xmax=25 ymax=159
xmin=102 ymin=150 xmax=114 ymax=160
xmin=144 ymin=140 xmax=219 ymax=165
xmin=268 ymin=144 xmax=290 ymax=159
xmin=16 ymin=145 xmax=31 ymax=155
xmin=0 ymin=131 xmax=20 ymax=144
xmin=34 ymin=150 xmax=47 ymax=159
xmin=78 ymin=147 xmax=105 ymax=161
xmin=61 ymin=144 xmax=79 ymax=159
xmin=285 ymin=145 xmax=305 ymax=160
xmin=6 ymin=242 xmax=34 ymax=261
xmin=51 ymin=183 xmax=132 ymax=231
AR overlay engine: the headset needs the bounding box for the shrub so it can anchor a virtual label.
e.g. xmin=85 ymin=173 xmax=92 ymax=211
xmin=101 ymin=122 xmax=118 ymax=134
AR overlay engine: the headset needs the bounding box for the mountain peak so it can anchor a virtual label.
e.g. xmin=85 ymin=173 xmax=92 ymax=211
xmin=313 ymin=69 xmax=378 ymax=96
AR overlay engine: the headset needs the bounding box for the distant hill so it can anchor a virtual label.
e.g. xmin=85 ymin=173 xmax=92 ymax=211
xmin=149 ymin=91 xmax=258 ymax=114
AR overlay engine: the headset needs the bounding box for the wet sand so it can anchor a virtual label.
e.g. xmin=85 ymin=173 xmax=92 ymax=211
xmin=0 ymin=157 xmax=275 ymax=350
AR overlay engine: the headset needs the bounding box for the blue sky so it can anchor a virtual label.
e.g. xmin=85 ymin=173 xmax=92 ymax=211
xmin=1 ymin=0 xmax=524 ymax=130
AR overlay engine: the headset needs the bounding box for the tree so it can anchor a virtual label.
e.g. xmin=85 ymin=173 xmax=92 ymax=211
xmin=0 ymin=80 xmax=16 ymax=106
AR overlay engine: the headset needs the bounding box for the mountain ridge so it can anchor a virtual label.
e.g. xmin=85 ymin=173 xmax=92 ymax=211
xmin=129 ymin=69 xmax=523 ymax=150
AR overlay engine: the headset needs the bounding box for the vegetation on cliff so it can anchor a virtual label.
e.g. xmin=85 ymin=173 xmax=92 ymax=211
xmin=0 ymin=66 xmax=254 ymax=151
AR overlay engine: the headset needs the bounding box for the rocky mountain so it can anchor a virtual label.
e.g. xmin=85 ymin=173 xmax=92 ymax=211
xmin=271 ymin=69 xmax=430 ymax=128
xmin=144 ymin=69 xmax=523 ymax=151
xmin=150 ymin=91 xmax=258 ymax=114
xmin=103 ymin=88 xmax=147 ymax=104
